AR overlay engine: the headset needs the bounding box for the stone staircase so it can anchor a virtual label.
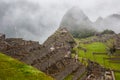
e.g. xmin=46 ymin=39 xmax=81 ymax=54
xmin=72 ymin=65 xmax=86 ymax=80
xmin=31 ymin=48 xmax=67 ymax=71
xmin=51 ymin=58 xmax=80 ymax=80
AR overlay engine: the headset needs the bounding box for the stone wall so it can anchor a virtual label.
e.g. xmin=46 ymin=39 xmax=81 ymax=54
xmin=0 ymin=28 xmax=83 ymax=80
xmin=0 ymin=28 xmax=116 ymax=80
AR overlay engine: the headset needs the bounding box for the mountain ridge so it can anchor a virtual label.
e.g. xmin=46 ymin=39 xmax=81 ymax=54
xmin=60 ymin=6 xmax=120 ymax=33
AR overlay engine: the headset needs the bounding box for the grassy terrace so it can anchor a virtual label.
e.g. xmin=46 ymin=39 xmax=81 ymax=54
xmin=0 ymin=53 xmax=54 ymax=80
xmin=75 ymin=37 xmax=120 ymax=80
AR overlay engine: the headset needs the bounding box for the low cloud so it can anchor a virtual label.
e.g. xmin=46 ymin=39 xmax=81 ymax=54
xmin=0 ymin=0 xmax=120 ymax=43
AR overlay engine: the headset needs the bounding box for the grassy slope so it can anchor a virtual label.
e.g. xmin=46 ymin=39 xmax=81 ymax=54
xmin=0 ymin=53 xmax=54 ymax=80
xmin=78 ymin=42 xmax=108 ymax=65
xmin=75 ymin=38 xmax=120 ymax=80
xmin=64 ymin=75 xmax=73 ymax=80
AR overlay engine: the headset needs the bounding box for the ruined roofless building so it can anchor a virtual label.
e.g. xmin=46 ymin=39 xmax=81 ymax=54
xmin=44 ymin=27 xmax=76 ymax=51
xmin=0 ymin=28 xmax=87 ymax=80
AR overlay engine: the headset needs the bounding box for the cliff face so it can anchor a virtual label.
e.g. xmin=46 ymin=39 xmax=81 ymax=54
xmin=0 ymin=28 xmax=86 ymax=80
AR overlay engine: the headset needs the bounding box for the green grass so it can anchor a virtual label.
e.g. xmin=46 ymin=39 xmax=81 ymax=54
xmin=115 ymin=72 xmax=120 ymax=80
xmin=76 ymin=41 xmax=120 ymax=80
xmin=0 ymin=53 xmax=54 ymax=80
xmin=78 ymin=42 xmax=107 ymax=62
xmin=64 ymin=74 xmax=73 ymax=80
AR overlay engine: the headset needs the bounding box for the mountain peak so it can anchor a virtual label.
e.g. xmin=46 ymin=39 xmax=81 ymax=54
xmin=60 ymin=6 xmax=92 ymax=30
xmin=69 ymin=6 xmax=84 ymax=13
xmin=95 ymin=16 xmax=103 ymax=23
xmin=66 ymin=7 xmax=88 ymax=20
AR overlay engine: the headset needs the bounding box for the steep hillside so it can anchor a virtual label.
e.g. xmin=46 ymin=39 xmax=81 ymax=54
xmin=0 ymin=53 xmax=53 ymax=80
xmin=75 ymin=34 xmax=120 ymax=80
xmin=60 ymin=7 xmax=93 ymax=30
xmin=60 ymin=7 xmax=96 ymax=38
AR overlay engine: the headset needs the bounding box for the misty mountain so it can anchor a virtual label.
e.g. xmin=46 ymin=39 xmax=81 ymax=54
xmin=60 ymin=7 xmax=120 ymax=35
xmin=94 ymin=14 xmax=120 ymax=33
xmin=60 ymin=7 xmax=94 ymax=31
xmin=0 ymin=0 xmax=120 ymax=44
xmin=60 ymin=7 xmax=96 ymax=38
xmin=0 ymin=0 xmax=59 ymax=44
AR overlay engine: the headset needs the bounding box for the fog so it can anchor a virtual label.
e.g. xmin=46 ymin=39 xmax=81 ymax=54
xmin=0 ymin=0 xmax=120 ymax=43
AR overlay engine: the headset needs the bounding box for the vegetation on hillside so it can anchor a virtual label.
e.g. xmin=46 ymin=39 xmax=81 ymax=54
xmin=74 ymin=37 xmax=120 ymax=80
xmin=71 ymin=29 xmax=115 ymax=39
xmin=101 ymin=29 xmax=115 ymax=35
xmin=0 ymin=53 xmax=54 ymax=80
xmin=71 ymin=28 xmax=96 ymax=38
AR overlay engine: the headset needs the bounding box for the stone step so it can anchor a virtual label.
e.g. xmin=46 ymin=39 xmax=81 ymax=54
xmin=32 ymin=49 xmax=66 ymax=71
xmin=22 ymin=47 xmax=49 ymax=64
xmin=49 ymin=58 xmax=80 ymax=80
xmin=72 ymin=65 xmax=86 ymax=80
xmin=53 ymin=63 xmax=79 ymax=80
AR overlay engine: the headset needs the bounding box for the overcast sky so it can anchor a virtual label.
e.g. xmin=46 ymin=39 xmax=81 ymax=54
xmin=28 ymin=0 xmax=120 ymax=21
xmin=0 ymin=0 xmax=120 ymax=43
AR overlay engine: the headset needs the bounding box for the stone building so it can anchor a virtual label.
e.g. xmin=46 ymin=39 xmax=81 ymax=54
xmin=0 ymin=28 xmax=86 ymax=80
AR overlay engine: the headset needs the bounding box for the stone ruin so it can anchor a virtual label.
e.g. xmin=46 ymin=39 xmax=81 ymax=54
xmin=81 ymin=34 xmax=116 ymax=44
xmin=0 ymin=28 xmax=116 ymax=80
xmin=0 ymin=28 xmax=87 ymax=80
xmin=86 ymin=60 xmax=114 ymax=80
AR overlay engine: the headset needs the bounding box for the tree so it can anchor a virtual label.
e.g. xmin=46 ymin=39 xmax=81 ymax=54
xmin=101 ymin=29 xmax=115 ymax=35
xmin=71 ymin=28 xmax=96 ymax=38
